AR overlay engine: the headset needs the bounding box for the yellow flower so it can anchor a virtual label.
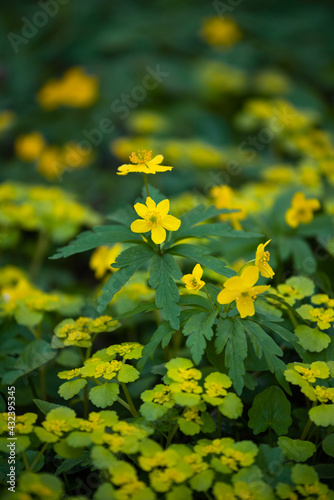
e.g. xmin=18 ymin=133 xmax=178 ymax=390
xmin=37 ymin=67 xmax=98 ymax=110
xmin=117 ymin=150 xmax=173 ymax=176
xmin=15 ymin=132 xmax=46 ymax=162
xmin=182 ymin=264 xmax=205 ymax=291
xmin=285 ymin=192 xmax=320 ymax=228
xmin=255 ymin=240 xmax=275 ymax=278
xmin=89 ymin=244 xmax=122 ymax=279
xmin=217 ymin=266 xmax=270 ymax=318
xmin=200 ymin=17 xmax=242 ymax=47
xmin=131 ymin=197 xmax=181 ymax=244
xmin=210 ymin=185 xmax=247 ymax=230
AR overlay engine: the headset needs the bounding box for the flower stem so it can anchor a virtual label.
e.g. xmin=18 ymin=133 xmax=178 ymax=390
xmin=121 ymin=383 xmax=138 ymax=418
xmin=29 ymin=231 xmax=49 ymax=281
xmin=300 ymin=418 xmax=312 ymax=440
xmin=204 ymin=286 xmax=216 ymax=312
xmin=143 ymin=174 xmax=150 ymax=197
xmin=83 ymin=384 xmax=89 ymax=419
xmin=30 ymin=443 xmax=48 ymax=471
xmin=217 ymin=410 xmax=222 ymax=438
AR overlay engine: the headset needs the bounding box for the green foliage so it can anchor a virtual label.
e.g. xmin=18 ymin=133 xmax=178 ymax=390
xmin=248 ymin=386 xmax=292 ymax=435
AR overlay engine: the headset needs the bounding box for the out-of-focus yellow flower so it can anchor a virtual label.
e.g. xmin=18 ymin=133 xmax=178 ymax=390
xmin=127 ymin=111 xmax=168 ymax=135
xmin=37 ymin=146 xmax=62 ymax=180
xmin=0 ymin=110 xmax=15 ymax=134
xmin=200 ymin=17 xmax=242 ymax=47
xmin=15 ymin=132 xmax=46 ymax=162
xmin=253 ymin=70 xmax=290 ymax=95
xmin=298 ymin=164 xmax=321 ymax=188
xmin=285 ymin=192 xmax=320 ymax=228
xmin=262 ymin=165 xmax=297 ymax=185
xmin=290 ymin=130 xmax=334 ymax=161
xmin=89 ymin=244 xmax=122 ymax=279
xmin=117 ymin=150 xmax=173 ymax=176
xmin=131 ymin=197 xmax=181 ymax=244
xmin=255 ymin=240 xmax=275 ymax=278
xmin=199 ymin=61 xmax=247 ymax=95
xmin=210 ymin=185 xmax=247 ymax=230
xmin=37 ymin=67 xmax=98 ymax=110
xmin=217 ymin=266 xmax=270 ymax=318
xmin=182 ymin=264 xmax=205 ymax=291
xmin=188 ymin=141 xmax=225 ymax=168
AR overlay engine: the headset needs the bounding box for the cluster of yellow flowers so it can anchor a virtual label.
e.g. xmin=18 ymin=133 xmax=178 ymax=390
xmin=37 ymin=67 xmax=98 ymax=110
xmin=15 ymin=132 xmax=94 ymax=180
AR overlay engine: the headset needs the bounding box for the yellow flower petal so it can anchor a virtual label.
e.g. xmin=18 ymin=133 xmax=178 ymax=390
xmin=146 ymin=197 xmax=156 ymax=210
xmin=156 ymin=199 xmax=170 ymax=217
xmin=240 ymin=266 xmax=259 ymax=288
xmin=217 ymin=288 xmax=238 ymax=304
xmin=130 ymin=219 xmax=151 ymax=233
xmin=134 ymin=202 xmax=148 ymax=218
xmin=161 ymin=214 xmax=181 ymax=231
xmin=223 ymin=275 xmax=243 ymax=290
xmin=193 ymin=264 xmax=203 ymax=280
xmin=151 ymin=225 xmax=166 ymax=244
xmin=236 ymin=297 xmax=255 ymax=318
xmin=147 ymin=155 xmax=163 ymax=166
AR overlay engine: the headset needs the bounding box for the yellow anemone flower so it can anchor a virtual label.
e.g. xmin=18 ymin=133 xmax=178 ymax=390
xmin=285 ymin=192 xmax=320 ymax=228
xmin=217 ymin=266 xmax=270 ymax=318
xmin=182 ymin=264 xmax=205 ymax=291
xmin=117 ymin=150 xmax=173 ymax=176
xmin=131 ymin=197 xmax=181 ymax=244
xmin=255 ymin=240 xmax=275 ymax=278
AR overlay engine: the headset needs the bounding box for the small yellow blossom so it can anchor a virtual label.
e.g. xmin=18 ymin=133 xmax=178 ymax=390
xmin=294 ymin=366 xmax=321 ymax=383
xmin=117 ymin=150 xmax=173 ymax=175
xmin=131 ymin=196 xmax=181 ymax=244
xmin=37 ymin=67 xmax=98 ymax=110
xmin=285 ymin=192 xmax=320 ymax=228
xmin=15 ymin=132 xmax=46 ymax=162
xmin=255 ymin=240 xmax=275 ymax=278
xmin=89 ymin=244 xmax=122 ymax=279
xmin=217 ymin=266 xmax=270 ymax=318
xmin=211 ymin=185 xmax=247 ymax=230
xmin=182 ymin=264 xmax=205 ymax=291
xmin=200 ymin=17 xmax=242 ymax=47
xmin=313 ymin=386 xmax=334 ymax=404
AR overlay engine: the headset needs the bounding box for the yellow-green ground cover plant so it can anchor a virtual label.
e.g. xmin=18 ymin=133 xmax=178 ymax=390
xmin=1 ymin=153 xmax=334 ymax=499
xmin=2 ymin=1 xmax=334 ymax=498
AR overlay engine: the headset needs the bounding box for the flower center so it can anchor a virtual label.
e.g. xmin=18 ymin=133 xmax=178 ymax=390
xmin=129 ymin=150 xmax=152 ymax=164
xmin=260 ymin=250 xmax=270 ymax=263
xmin=145 ymin=210 xmax=161 ymax=227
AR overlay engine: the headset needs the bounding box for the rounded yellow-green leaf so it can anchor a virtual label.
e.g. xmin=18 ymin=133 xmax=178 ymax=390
xmin=294 ymin=325 xmax=331 ymax=352
xmin=89 ymin=383 xmax=120 ymax=408
xmin=309 ymin=404 xmax=334 ymax=427
xmin=278 ymin=437 xmax=316 ymax=462
xmin=219 ymin=393 xmax=243 ymax=419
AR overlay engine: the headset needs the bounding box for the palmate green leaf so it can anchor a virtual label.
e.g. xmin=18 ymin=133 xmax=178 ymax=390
xmin=243 ymin=321 xmax=288 ymax=390
xmin=309 ymin=404 xmax=334 ymax=427
xmin=248 ymin=386 xmax=292 ymax=436
xmin=149 ymin=253 xmax=182 ymax=329
xmin=114 ymin=244 xmax=154 ymax=268
xmin=89 ymin=383 xmax=120 ymax=408
xmin=2 ymin=340 xmax=56 ymax=385
xmin=97 ymin=257 xmax=149 ymax=313
xmin=137 ymin=321 xmax=175 ymax=371
xmin=58 ymin=379 xmax=87 ymax=400
xmin=183 ymin=312 xmax=217 ymax=365
xmin=215 ymin=318 xmax=247 ymax=395
xmin=169 ymin=243 xmax=235 ymax=278
xmin=51 ymin=225 xmax=141 ymax=259
xmin=179 ymin=294 xmax=212 ymax=311
xmin=278 ymin=437 xmax=316 ymax=462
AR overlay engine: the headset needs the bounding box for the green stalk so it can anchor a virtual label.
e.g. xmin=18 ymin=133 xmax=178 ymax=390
xmin=30 ymin=443 xmax=48 ymax=471
xmin=121 ymin=383 xmax=138 ymax=418
xmin=29 ymin=231 xmax=49 ymax=281
xmin=143 ymin=173 xmax=150 ymax=197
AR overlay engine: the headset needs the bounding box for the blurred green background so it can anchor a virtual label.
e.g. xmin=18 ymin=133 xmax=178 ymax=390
xmin=1 ymin=0 xmax=334 ymax=212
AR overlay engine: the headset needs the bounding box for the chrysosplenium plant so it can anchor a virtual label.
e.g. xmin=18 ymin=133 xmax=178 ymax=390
xmin=2 ymin=150 xmax=334 ymax=499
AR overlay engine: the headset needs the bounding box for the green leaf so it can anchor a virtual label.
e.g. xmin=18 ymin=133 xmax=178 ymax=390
xmin=89 ymin=383 xmax=120 ymax=408
xmin=58 ymin=379 xmax=87 ymax=400
xmin=291 ymin=464 xmax=318 ymax=485
xmin=278 ymin=437 xmax=316 ymax=462
xmin=33 ymin=399 xmax=61 ymax=415
xmin=295 ymin=325 xmax=331 ymax=352
xmin=248 ymin=386 xmax=292 ymax=436
xmin=218 ymin=393 xmax=243 ymax=419
xmin=169 ymin=243 xmax=235 ymax=278
xmin=309 ymin=404 xmax=334 ymax=427
xmin=322 ymin=434 xmax=334 ymax=457
xmin=51 ymin=225 xmax=141 ymax=259
xmin=2 ymin=340 xmax=56 ymax=384
xmin=149 ymin=253 xmax=181 ymax=329
xmin=54 ymin=439 xmax=84 ymax=459
xmin=114 ymin=244 xmax=154 ymax=268
xmin=179 ymin=294 xmax=212 ymax=311
xmin=140 ymin=402 xmax=168 ymax=421
xmin=259 ymin=321 xmax=296 ymax=345
xmin=97 ymin=259 xmax=147 ymax=313
xmin=118 ymin=364 xmax=140 ymax=383
xmin=183 ymin=312 xmax=216 ymax=364
xmin=215 ymin=318 xmax=247 ymax=395
xmin=137 ymin=322 xmax=175 ymax=371
xmin=189 ymin=469 xmax=214 ymax=492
